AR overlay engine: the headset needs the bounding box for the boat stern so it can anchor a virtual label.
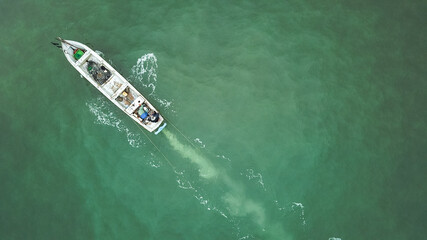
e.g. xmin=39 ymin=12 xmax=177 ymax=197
xmin=154 ymin=123 xmax=167 ymax=135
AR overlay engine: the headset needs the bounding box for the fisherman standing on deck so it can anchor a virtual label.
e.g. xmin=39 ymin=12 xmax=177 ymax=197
xmin=148 ymin=111 xmax=159 ymax=122
xmin=138 ymin=106 xmax=149 ymax=121
xmin=137 ymin=104 xmax=159 ymax=123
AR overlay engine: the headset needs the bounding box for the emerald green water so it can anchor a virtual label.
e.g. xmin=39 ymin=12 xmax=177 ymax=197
xmin=1 ymin=0 xmax=426 ymax=239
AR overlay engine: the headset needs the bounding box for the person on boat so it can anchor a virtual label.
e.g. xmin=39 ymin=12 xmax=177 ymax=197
xmin=148 ymin=111 xmax=159 ymax=122
xmin=138 ymin=107 xmax=149 ymax=121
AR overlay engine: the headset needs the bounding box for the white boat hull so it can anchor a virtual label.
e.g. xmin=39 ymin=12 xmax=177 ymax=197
xmin=60 ymin=39 xmax=164 ymax=132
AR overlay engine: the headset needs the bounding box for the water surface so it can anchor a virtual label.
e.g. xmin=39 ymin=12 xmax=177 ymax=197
xmin=1 ymin=0 xmax=426 ymax=239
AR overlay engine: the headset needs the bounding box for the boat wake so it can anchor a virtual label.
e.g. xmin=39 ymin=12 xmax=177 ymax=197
xmin=163 ymin=130 xmax=218 ymax=179
xmin=86 ymin=96 xmax=305 ymax=239
xmin=130 ymin=53 xmax=157 ymax=94
xmin=241 ymin=169 xmax=267 ymax=191
xmin=84 ymin=52 xmax=307 ymax=239
xmin=162 ymin=129 xmax=284 ymax=237
xmin=162 ymin=128 xmax=311 ymax=239
xmin=130 ymin=53 xmax=173 ymax=112
xmin=291 ymin=202 xmax=307 ymax=226
xmin=86 ymin=97 xmax=143 ymax=148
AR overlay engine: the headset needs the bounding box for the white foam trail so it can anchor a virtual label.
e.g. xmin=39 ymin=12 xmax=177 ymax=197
xmin=176 ymin=177 xmax=194 ymax=190
xmin=86 ymin=97 xmax=143 ymax=148
xmin=163 ymin=130 xmax=218 ymax=179
xmin=292 ymin=202 xmax=306 ymax=226
xmin=175 ymin=174 xmax=230 ymax=221
xmin=329 ymin=238 xmax=342 ymax=240
xmin=163 ymin=130 xmax=296 ymax=238
xmin=274 ymin=200 xmax=286 ymax=211
xmin=195 ymin=194 xmax=209 ymax=206
xmin=223 ymin=192 xmax=266 ymax=226
xmin=87 ymin=53 xmax=289 ymax=238
xmin=129 ymin=53 xmax=174 ymax=111
xmin=242 ymin=169 xmax=266 ymax=191
xmin=156 ymin=97 xmax=173 ymax=109
xmin=194 ymin=138 xmax=206 ymax=148
xmin=148 ymin=160 xmax=161 ymax=168
xmin=94 ymin=50 xmax=104 ymax=58
xmin=222 ymin=175 xmax=267 ymax=227
xmin=147 ymin=153 xmax=161 ymax=168
xmin=216 ymin=154 xmax=231 ymax=162
xmin=274 ymin=200 xmax=307 ymax=229
xmin=212 ymin=207 xmax=229 ymax=219
xmin=131 ymin=53 xmax=158 ymax=94
xmin=238 ymin=235 xmax=252 ymax=240
xmin=163 ymin=130 xmax=269 ymax=228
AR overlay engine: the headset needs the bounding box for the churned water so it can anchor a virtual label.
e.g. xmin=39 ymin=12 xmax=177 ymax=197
xmin=1 ymin=0 xmax=426 ymax=239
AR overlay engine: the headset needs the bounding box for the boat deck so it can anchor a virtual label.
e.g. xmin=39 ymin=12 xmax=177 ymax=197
xmin=60 ymin=39 xmax=165 ymax=132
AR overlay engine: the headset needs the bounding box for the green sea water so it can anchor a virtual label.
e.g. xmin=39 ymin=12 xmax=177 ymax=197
xmin=1 ymin=0 xmax=426 ymax=239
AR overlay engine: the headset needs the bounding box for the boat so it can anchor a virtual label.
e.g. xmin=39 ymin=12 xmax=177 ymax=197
xmin=54 ymin=37 xmax=166 ymax=134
